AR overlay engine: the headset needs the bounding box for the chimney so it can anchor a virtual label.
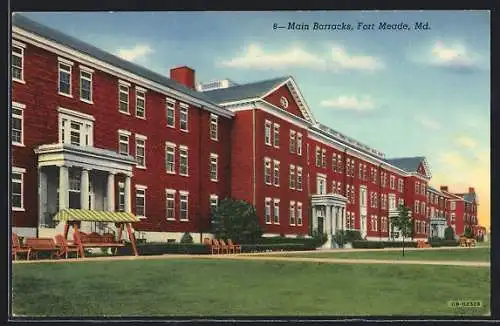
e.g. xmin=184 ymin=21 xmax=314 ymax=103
xmin=170 ymin=66 xmax=195 ymax=89
xmin=440 ymin=186 xmax=448 ymax=192
xmin=469 ymin=187 xmax=475 ymax=194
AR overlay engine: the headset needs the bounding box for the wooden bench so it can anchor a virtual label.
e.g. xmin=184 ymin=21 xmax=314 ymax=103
xmin=75 ymin=232 xmax=125 ymax=248
xmin=204 ymin=238 xmax=219 ymax=255
xmin=417 ymin=240 xmax=431 ymax=248
xmin=25 ymin=238 xmax=59 ymax=260
xmin=12 ymin=233 xmax=31 ymax=260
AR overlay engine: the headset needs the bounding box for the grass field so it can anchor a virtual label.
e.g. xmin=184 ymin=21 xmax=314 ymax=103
xmin=264 ymin=247 xmax=490 ymax=262
xmin=12 ymin=258 xmax=490 ymax=317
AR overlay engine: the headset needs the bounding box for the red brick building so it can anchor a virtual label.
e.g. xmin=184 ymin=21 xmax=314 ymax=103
xmin=10 ymin=15 xmax=482 ymax=245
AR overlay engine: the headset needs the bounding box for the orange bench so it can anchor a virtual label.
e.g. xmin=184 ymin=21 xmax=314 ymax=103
xmin=74 ymin=232 xmax=125 ymax=248
xmin=12 ymin=233 xmax=31 ymax=260
xmin=25 ymin=237 xmax=60 ymax=259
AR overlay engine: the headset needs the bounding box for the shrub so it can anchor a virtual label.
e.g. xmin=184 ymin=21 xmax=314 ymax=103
xmin=444 ymin=226 xmax=455 ymax=240
xmin=428 ymin=239 xmax=459 ymax=247
xmin=241 ymin=243 xmax=308 ymax=253
xmin=311 ymin=230 xmax=328 ymax=248
xmin=463 ymin=227 xmax=473 ymax=239
xmin=352 ymin=240 xmax=384 ymax=249
xmin=180 ymin=232 xmax=194 ymax=244
xmin=118 ymin=243 xmax=209 ymax=255
xmin=256 ymin=236 xmax=318 ymax=250
xmin=382 ymin=241 xmax=418 ymax=248
xmin=333 ymin=230 xmax=361 ymax=247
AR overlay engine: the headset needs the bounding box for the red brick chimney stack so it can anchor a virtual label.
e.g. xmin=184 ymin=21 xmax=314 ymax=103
xmin=469 ymin=187 xmax=475 ymax=193
xmin=170 ymin=66 xmax=195 ymax=89
xmin=440 ymin=186 xmax=448 ymax=192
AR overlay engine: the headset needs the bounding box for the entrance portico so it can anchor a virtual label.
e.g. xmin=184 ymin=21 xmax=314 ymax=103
xmin=35 ymin=143 xmax=137 ymax=236
xmin=311 ymin=193 xmax=347 ymax=249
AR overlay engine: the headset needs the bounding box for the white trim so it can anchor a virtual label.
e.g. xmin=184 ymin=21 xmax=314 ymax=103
xmin=165 ymin=141 xmax=177 ymax=148
xmin=57 ymin=107 xmax=95 ymax=121
xmin=166 ymin=97 xmax=176 ymax=104
xmin=12 ymin=102 xmax=26 ymax=109
xmin=179 ymin=190 xmax=190 ymax=195
xmin=12 ymin=167 xmax=27 ymax=173
xmin=179 ymin=103 xmax=189 ymax=108
xmin=135 ymin=86 xmax=147 ymax=93
xmin=11 ymin=104 xmax=24 ymax=146
xmin=12 ymin=39 xmax=26 ymax=48
xmin=210 ymin=153 xmax=219 ymax=158
xmin=57 ymin=57 xmax=74 ymax=66
xmin=166 ymin=188 xmax=177 ymax=194
xmin=79 ymin=65 xmax=94 ymax=73
xmin=135 ymin=184 xmax=148 ymax=190
xmin=210 ymin=194 xmax=219 ymax=200
xmin=135 ymin=133 xmax=147 ymax=140
xmin=118 ymin=79 xmax=131 ymax=87
xmin=13 ymin=27 xmax=234 ymax=118
xmin=316 ymin=172 xmax=327 ymax=179
xmin=118 ymin=129 xmax=132 ymax=136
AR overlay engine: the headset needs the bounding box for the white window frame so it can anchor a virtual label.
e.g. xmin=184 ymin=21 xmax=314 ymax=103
xmin=264 ymin=120 xmax=272 ymax=146
xmin=11 ymin=102 xmax=25 ymax=147
xmin=135 ymin=134 xmax=147 ymax=169
xmin=118 ymin=81 xmax=130 ymax=114
xmin=317 ymin=174 xmax=327 ymax=195
xmin=289 ymin=130 xmax=296 ymax=154
xmin=264 ymin=157 xmax=272 ymax=185
xmin=12 ymin=42 xmax=25 ymax=83
xmin=135 ymin=185 xmax=147 ymax=219
xmin=58 ymin=108 xmax=95 ymax=147
xmin=398 ymin=179 xmax=404 ymax=193
xmin=118 ymin=182 xmax=125 ymax=212
xmin=265 ymin=198 xmax=272 ymax=224
xmin=289 ymin=201 xmax=296 ymax=226
xmin=322 ymin=149 xmax=327 ymax=168
xmin=118 ymin=130 xmax=131 ymax=155
xmin=289 ymin=164 xmax=296 ymax=190
xmin=273 ymin=199 xmax=280 ymax=224
xmin=296 ymin=166 xmax=303 ymax=191
xmin=180 ymin=103 xmax=189 ymax=132
xmin=58 ymin=58 xmax=73 ymax=97
xmin=390 ymin=176 xmax=395 ymax=190
xmin=297 ymin=202 xmax=303 ymax=226
xmin=166 ymin=98 xmax=176 ymax=127
xmin=11 ymin=167 xmax=26 ymax=211
xmin=273 ymin=160 xmax=280 ymax=186
xmin=165 ymin=142 xmax=176 ymax=174
xmin=210 ymin=114 xmax=218 ymax=141
xmin=315 ymin=147 xmax=321 ymax=167
xmin=210 ymin=194 xmax=219 ymax=213
xmin=135 ymin=87 xmax=147 ymax=119
xmin=297 ymin=132 xmax=302 ymax=156
xmin=179 ymin=145 xmax=189 ymax=177
xmin=210 ymin=153 xmax=218 ymax=182
xmin=273 ymin=123 xmax=280 ymax=148
xmin=166 ymin=189 xmax=176 ymax=220
xmin=79 ymin=66 xmax=94 ymax=104
xmin=179 ymin=191 xmax=189 ymax=221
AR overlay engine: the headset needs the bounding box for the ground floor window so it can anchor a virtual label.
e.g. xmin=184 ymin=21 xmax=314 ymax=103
xmin=180 ymin=192 xmax=189 ymax=221
xmin=136 ymin=187 xmax=146 ymax=217
xmin=11 ymin=168 xmax=24 ymax=210
xmin=118 ymin=182 xmax=125 ymax=212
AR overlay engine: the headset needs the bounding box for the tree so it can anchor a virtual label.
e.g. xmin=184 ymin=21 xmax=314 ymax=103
xmin=390 ymin=204 xmax=413 ymax=256
xmin=444 ymin=226 xmax=455 ymax=240
xmin=211 ymin=198 xmax=263 ymax=244
xmin=463 ymin=227 xmax=473 ymax=239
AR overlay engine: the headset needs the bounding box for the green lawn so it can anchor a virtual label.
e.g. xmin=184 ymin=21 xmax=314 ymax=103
xmin=265 ymin=247 xmax=490 ymax=262
xmin=12 ymin=258 xmax=490 ymax=316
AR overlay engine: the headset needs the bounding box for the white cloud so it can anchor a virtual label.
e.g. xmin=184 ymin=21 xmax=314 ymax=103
xmin=456 ymin=136 xmax=477 ymax=149
xmin=219 ymin=43 xmax=383 ymax=71
xmin=116 ymin=44 xmax=153 ymax=62
xmin=320 ymin=95 xmax=376 ymax=112
xmin=428 ymin=41 xmax=479 ymax=70
xmin=413 ymin=115 xmax=441 ymax=130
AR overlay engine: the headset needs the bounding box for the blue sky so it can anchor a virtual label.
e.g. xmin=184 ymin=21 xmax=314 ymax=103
xmin=18 ymin=11 xmax=491 ymax=228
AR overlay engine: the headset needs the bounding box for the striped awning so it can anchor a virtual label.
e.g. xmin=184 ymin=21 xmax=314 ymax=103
xmin=53 ymin=209 xmax=140 ymax=223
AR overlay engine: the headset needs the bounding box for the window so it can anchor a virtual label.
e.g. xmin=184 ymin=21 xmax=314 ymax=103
xmin=390 ymin=176 xmax=395 ymax=189
xmin=58 ymin=59 xmax=73 ymax=96
xmin=118 ymin=130 xmax=130 ymax=155
xmin=210 ymin=153 xmax=218 ymax=181
xmin=118 ymin=182 xmax=125 ymax=212
xmin=381 ymin=216 xmax=388 ymax=232
xmin=136 ymin=89 xmax=146 ymax=118
xmin=333 ymin=155 xmax=338 ymax=172
xmin=273 ymin=199 xmax=280 ymax=224
xmin=317 ymin=176 xmax=326 ymax=195
xmin=398 ymin=198 xmax=404 ymax=207
xmin=180 ymin=104 xmax=189 ymax=131
xmin=12 ymin=103 xmax=24 ymax=146
xmin=398 ymin=179 xmax=404 ymax=193
xmin=346 ymin=159 xmax=351 ymax=176
xmin=59 ymin=109 xmax=95 ymax=147
xmin=273 ymin=160 xmax=280 ymax=186
xmin=296 ymin=166 xmax=303 ymax=191
xmin=166 ymin=142 xmax=176 ymax=174
xmin=358 ymin=165 xmax=363 ymax=179
xmin=337 ymin=182 xmax=342 ymax=195
xmin=12 ymin=44 xmax=24 ymax=82
xmin=264 ymin=158 xmax=272 ymax=185
xmin=210 ymin=194 xmax=218 ymax=213
xmin=80 ymin=68 xmax=93 ymax=103
xmin=337 ymin=155 xmax=343 ymax=173
xmin=371 ymin=215 xmax=378 ymax=231
xmin=179 ymin=146 xmax=189 ymax=176
xmin=166 ymin=189 xmax=176 ymax=220
xmin=297 ymin=202 xmax=303 ymax=226
xmin=450 ymin=202 xmax=456 ymax=210
xmin=415 ymin=182 xmax=419 ymax=194
xmin=420 ymin=183 xmax=425 ymax=195
xmin=415 ymin=200 xmax=420 ymax=214
xmin=315 ymin=147 xmax=321 ymax=167
xmin=289 ymin=201 xmax=296 ymax=226
xmin=179 ymin=191 xmax=189 ymax=221
xmin=265 ymin=198 xmax=272 ymax=224
xmin=210 ymin=114 xmax=218 ymax=140
xmin=289 ymin=165 xmax=296 ymax=189
xmin=166 ymin=99 xmax=175 ymax=127
xmin=135 ymin=135 xmax=147 ymax=168
xmin=421 ymin=202 xmax=425 ymax=215
xmin=351 ymin=185 xmax=356 ymax=204
xmin=322 ymin=149 xmax=327 ymax=168
xmin=273 ymin=123 xmax=280 ymax=147
xmin=265 ymin=120 xmax=272 ymax=145
xmin=289 ymin=130 xmax=296 ymax=153
xmin=135 ymin=186 xmax=146 ymax=218
xmin=297 ymin=133 xmax=302 ymax=156
xmin=119 ymin=82 xmax=130 ymax=114
xmin=11 ymin=167 xmax=25 ymax=210
xmin=362 ymin=165 xmax=367 ymax=180
xmin=373 ymin=193 xmax=377 ymax=208
xmin=389 ymin=194 xmax=396 ymax=210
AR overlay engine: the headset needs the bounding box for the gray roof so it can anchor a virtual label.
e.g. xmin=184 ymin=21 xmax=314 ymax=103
xmin=427 ymin=185 xmax=442 ymax=194
xmin=202 ymin=76 xmax=290 ymax=103
xmin=461 ymin=193 xmax=476 ymax=203
xmin=12 ymin=14 xmax=224 ymax=109
xmin=383 ymin=156 xmax=425 ymax=173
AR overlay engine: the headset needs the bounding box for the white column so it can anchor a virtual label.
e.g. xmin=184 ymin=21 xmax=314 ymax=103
xmin=59 ymin=165 xmax=69 ymax=210
xmin=107 ymin=172 xmax=115 ymax=212
xmin=325 ymin=205 xmax=332 ymax=248
xmin=124 ymin=175 xmax=132 ymax=213
xmin=342 ymin=207 xmax=346 ymax=230
xmin=38 ymin=168 xmax=47 ymax=226
xmin=312 ymin=206 xmax=318 ymax=232
xmin=81 ymin=168 xmax=90 ymax=210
